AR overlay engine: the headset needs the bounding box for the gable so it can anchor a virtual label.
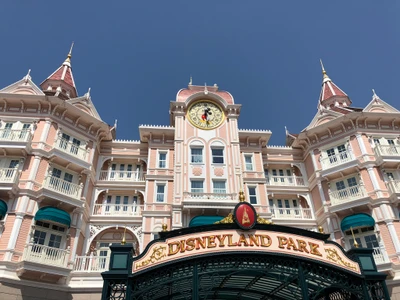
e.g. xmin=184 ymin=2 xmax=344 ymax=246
xmin=66 ymin=94 xmax=102 ymax=120
xmin=363 ymin=96 xmax=399 ymax=113
xmin=304 ymin=109 xmax=344 ymax=130
xmin=0 ymin=76 xmax=45 ymax=96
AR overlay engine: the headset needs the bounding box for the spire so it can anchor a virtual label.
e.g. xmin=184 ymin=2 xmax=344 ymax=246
xmin=318 ymin=60 xmax=351 ymax=108
xmin=40 ymin=42 xmax=77 ymax=99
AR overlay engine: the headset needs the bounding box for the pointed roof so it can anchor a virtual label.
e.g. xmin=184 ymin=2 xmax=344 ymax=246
xmin=40 ymin=43 xmax=77 ymax=99
xmin=66 ymin=88 xmax=103 ymax=120
xmin=318 ymin=60 xmax=350 ymax=106
xmin=0 ymin=70 xmax=45 ymax=95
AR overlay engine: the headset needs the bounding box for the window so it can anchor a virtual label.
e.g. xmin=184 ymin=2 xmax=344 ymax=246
xmin=19 ymin=124 xmax=30 ymax=139
xmin=269 ymin=199 xmax=299 ymax=216
xmin=345 ymin=226 xmax=379 ymax=250
xmin=156 ymin=184 xmax=165 ymax=202
xmin=213 ymin=180 xmax=226 ymax=194
xmin=158 ymin=152 xmax=167 ymax=168
xmin=335 ymin=177 xmax=359 ymax=198
xmin=326 ymin=144 xmax=347 ymax=164
xmin=191 ymin=148 xmax=203 ymax=163
xmin=244 ymin=155 xmax=253 ymax=171
xmin=191 ymin=180 xmax=204 ymax=194
xmin=33 ymin=220 xmax=66 ymax=250
xmin=212 ymin=148 xmax=224 ymax=164
xmin=102 ymin=195 xmax=139 ymax=215
xmin=248 ymin=186 xmax=257 ymax=204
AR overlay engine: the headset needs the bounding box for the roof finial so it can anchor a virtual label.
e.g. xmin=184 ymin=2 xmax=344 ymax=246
xmin=189 ymin=76 xmax=193 ymax=85
xmin=64 ymin=42 xmax=74 ymax=65
xmin=204 ymin=83 xmax=208 ymax=95
xmin=24 ymin=69 xmax=31 ymax=83
xmin=319 ymin=59 xmax=331 ymax=83
xmin=372 ymin=88 xmax=381 ymax=101
xmin=85 ymin=87 xmax=91 ymax=100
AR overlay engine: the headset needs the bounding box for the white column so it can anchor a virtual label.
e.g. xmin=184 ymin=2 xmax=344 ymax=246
xmin=356 ymin=134 xmax=367 ymax=155
xmin=70 ymin=212 xmax=83 ymax=261
xmin=310 ymin=151 xmax=318 ymax=171
xmin=5 ymin=213 xmax=25 ymax=260
xmin=39 ymin=119 xmax=52 ymax=144
xmin=367 ymin=167 xmax=380 ymax=190
xmin=326 ymin=217 xmax=336 ymax=242
xmin=317 ymin=182 xmax=327 ymax=205
xmin=386 ymin=221 xmax=400 ymax=253
xmin=28 ymin=156 xmax=41 ymax=181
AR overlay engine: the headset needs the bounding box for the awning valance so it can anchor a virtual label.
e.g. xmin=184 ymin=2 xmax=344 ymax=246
xmin=341 ymin=213 xmax=375 ymax=232
xmin=189 ymin=215 xmax=224 ymax=227
xmin=0 ymin=200 xmax=8 ymax=218
xmin=35 ymin=207 xmax=71 ymax=227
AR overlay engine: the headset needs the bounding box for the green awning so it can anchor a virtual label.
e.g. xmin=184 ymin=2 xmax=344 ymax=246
xmin=35 ymin=207 xmax=71 ymax=227
xmin=189 ymin=216 xmax=224 ymax=227
xmin=0 ymin=200 xmax=7 ymax=218
xmin=341 ymin=213 xmax=375 ymax=232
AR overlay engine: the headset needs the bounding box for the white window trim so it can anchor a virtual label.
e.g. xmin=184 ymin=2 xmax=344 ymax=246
xmin=190 ymin=146 xmax=204 ymax=164
xmin=190 ymin=179 xmax=204 ymax=193
xmin=243 ymin=154 xmax=254 ymax=171
xmin=47 ymin=164 xmax=79 ymax=185
xmin=331 ymin=174 xmax=360 ymax=192
xmin=157 ymin=150 xmax=168 ymax=169
xmin=372 ymin=136 xmax=400 ymax=146
xmin=155 ymin=181 xmax=167 ymax=203
xmin=211 ymin=147 xmax=225 ymax=165
xmin=33 ymin=221 xmax=68 ymax=249
xmin=247 ymin=185 xmax=258 ymax=205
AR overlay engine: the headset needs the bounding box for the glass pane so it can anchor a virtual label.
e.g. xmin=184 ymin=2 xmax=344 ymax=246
xmin=347 ymin=177 xmax=357 ymax=187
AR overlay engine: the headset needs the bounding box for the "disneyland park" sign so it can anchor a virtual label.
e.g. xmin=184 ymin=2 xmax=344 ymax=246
xmin=132 ymin=229 xmax=361 ymax=275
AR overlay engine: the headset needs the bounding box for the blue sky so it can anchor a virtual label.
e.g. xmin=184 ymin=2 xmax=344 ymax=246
xmin=0 ymin=1 xmax=398 ymax=145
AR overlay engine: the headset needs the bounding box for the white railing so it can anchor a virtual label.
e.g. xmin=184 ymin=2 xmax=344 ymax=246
xmin=43 ymin=176 xmax=83 ymax=199
xmin=372 ymin=246 xmax=389 ymax=265
xmin=98 ymin=170 xmax=145 ymax=182
xmin=320 ymin=150 xmax=353 ymax=170
xmin=266 ymin=175 xmax=306 ymax=186
xmin=183 ymin=192 xmax=236 ymax=200
xmin=374 ymin=145 xmax=400 ymax=157
xmin=23 ymin=243 xmax=70 ymax=268
xmin=54 ymin=137 xmax=89 ymax=161
xmin=329 ymin=185 xmax=366 ymax=205
xmin=270 ymin=207 xmax=313 ymax=219
xmin=93 ymin=204 xmax=142 ymax=216
xmin=387 ymin=179 xmax=400 ymax=194
xmin=0 ymin=129 xmax=32 ymax=142
xmin=73 ymin=255 xmax=109 ymax=272
xmin=0 ymin=168 xmax=19 ymax=183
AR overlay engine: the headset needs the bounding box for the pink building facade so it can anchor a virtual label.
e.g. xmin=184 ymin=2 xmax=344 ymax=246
xmin=0 ymin=51 xmax=400 ymax=299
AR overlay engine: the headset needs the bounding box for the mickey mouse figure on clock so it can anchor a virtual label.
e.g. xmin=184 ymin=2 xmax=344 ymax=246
xmin=187 ymin=100 xmax=224 ymax=130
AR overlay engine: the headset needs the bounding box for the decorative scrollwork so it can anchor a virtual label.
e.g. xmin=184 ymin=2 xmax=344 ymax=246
xmin=325 ymin=248 xmax=357 ymax=271
xmin=257 ymin=214 xmax=273 ymax=224
xmin=215 ymin=213 xmax=234 ymax=224
xmin=135 ymin=246 xmax=166 ymax=269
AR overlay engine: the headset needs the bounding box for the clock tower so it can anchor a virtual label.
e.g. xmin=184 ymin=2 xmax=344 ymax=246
xmin=169 ymin=83 xmax=243 ymax=230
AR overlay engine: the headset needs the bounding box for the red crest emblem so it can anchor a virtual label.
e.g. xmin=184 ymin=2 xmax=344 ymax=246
xmin=234 ymin=202 xmax=257 ymax=230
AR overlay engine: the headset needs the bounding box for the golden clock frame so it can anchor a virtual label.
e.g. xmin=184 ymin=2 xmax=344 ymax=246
xmin=186 ymin=100 xmax=225 ymax=130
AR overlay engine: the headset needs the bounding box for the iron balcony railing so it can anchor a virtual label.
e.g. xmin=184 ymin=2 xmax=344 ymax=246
xmin=43 ymin=176 xmax=83 ymax=200
xmin=0 ymin=129 xmax=32 ymax=142
xmin=320 ymin=150 xmax=353 ymax=170
xmin=98 ymin=170 xmax=145 ymax=182
xmin=374 ymin=145 xmax=400 ymax=157
xmin=266 ymin=175 xmax=306 ymax=186
xmin=0 ymin=168 xmax=19 ymax=183
xmin=269 ymin=207 xmax=313 ymax=219
xmin=54 ymin=137 xmax=89 ymax=161
xmin=329 ymin=185 xmax=367 ymax=205
xmin=22 ymin=243 xmax=70 ymax=268
xmin=73 ymin=255 xmax=110 ymax=272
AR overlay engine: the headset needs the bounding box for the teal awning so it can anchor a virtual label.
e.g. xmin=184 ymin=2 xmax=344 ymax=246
xmin=35 ymin=207 xmax=71 ymax=227
xmin=189 ymin=216 xmax=224 ymax=227
xmin=341 ymin=213 xmax=375 ymax=232
xmin=0 ymin=200 xmax=7 ymax=218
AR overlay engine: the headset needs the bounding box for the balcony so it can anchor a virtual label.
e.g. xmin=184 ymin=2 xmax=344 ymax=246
xmin=42 ymin=176 xmax=83 ymax=201
xmin=98 ymin=170 xmax=145 ymax=182
xmin=372 ymin=246 xmax=390 ymax=265
xmin=73 ymin=255 xmax=109 ymax=273
xmin=329 ymin=185 xmax=367 ymax=206
xmin=387 ymin=179 xmax=400 ymax=194
xmin=0 ymin=129 xmax=32 ymax=143
xmin=320 ymin=150 xmax=354 ymax=170
xmin=53 ymin=137 xmax=89 ymax=162
xmin=22 ymin=243 xmax=70 ymax=268
xmin=0 ymin=168 xmax=19 ymax=184
xmin=266 ymin=175 xmax=306 ymax=187
xmin=270 ymin=207 xmax=313 ymax=220
xmin=182 ymin=192 xmax=237 ymax=208
xmin=93 ymin=204 xmax=142 ymax=216
xmin=374 ymin=145 xmax=400 ymax=158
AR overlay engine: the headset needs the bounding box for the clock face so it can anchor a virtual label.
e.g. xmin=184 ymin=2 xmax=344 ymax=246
xmin=187 ymin=101 xmax=224 ymax=130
